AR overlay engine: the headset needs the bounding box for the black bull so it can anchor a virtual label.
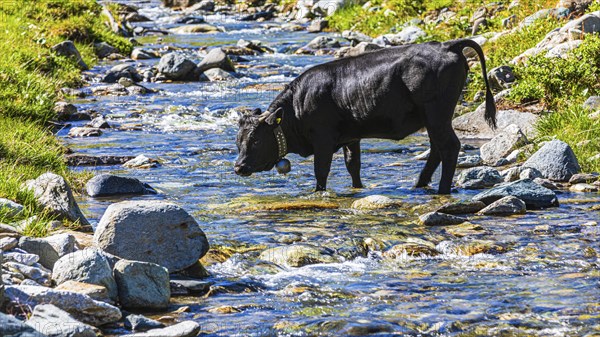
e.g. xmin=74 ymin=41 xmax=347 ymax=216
xmin=234 ymin=38 xmax=496 ymax=194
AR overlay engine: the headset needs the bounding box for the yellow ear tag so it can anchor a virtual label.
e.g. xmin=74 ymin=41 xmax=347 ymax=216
xmin=276 ymin=118 xmax=281 ymax=124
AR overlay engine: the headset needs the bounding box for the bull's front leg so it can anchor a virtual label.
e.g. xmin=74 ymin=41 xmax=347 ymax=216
xmin=313 ymin=144 xmax=334 ymax=192
xmin=344 ymin=141 xmax=363 ymax=188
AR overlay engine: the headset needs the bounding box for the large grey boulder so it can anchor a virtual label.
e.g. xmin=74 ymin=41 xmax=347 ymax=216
xmin=26 ymin=304 xmax=96 ymax=337
xmin=24 ymin=173 xmax=90 ymax=229
xmin=197 ymin=48 xmax=235 ymax=73
xmin=0 ymin=312 xmax=46 ymax=337
xmin=4 ymin=262 xmax=51 ymax=286
xmin=85 ymin=174 xmax=156 ymax=197
xmin=523 ymin=140 xmax=580 ymax=181
xmin=457 ymin=166 xmax=503 ymax=189
xmin=19 ymin=233 xmax=78 ymax=269
xmin=4 ymin=285 xmax=121 ymax=326
xmin=472 ymin=178 xmax=559 ymax=209
xmin=52 ymin=41 xmax=87 ymax=70
xmin=94 ymin=201 xmax=209 ymax=272
xmin=156 ymin=53 xmax=199 ymax=81
xmin=114 ymin=260 xmax=170 ymax=310
xmin=52 ymin=249 xmax=118 ymax=301
xmin=559 ymin=13 xmax=600 ymax=34
xmin=126 ymin=321 xmax=200 ymax=337
xmin=480 ymin=124 xmax=528 ymax=165
xmin=305 ymin=36 xmax=340 ymax=50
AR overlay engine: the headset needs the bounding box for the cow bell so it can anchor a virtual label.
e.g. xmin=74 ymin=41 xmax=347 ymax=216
xmin=276 ymin=158 xmax=291 ymax=174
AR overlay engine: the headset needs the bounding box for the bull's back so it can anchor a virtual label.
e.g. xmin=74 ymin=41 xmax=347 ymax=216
xmin=292 ymin=42 xmax=464 ymax=139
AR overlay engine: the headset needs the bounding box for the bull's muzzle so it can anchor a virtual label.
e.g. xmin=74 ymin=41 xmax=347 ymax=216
xmin=234 ymin=164 xmax=252 ymax=177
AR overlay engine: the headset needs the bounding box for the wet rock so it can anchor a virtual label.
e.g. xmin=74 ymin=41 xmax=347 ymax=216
xmin=351 ymin=195 xmax=399 ymax=210
xmin=86 ymin=174 xmax=156 ymax=197
xmin=169 ymin=279 xmax=212 ymax=296
xmin=123 ymin=155 xmax=159 ymax=169
xmin=533 ymin=177 xmax=559 ymax=190
xmin=65 ymin=154 xmax=135 ymax=166
xmin=102 ymin=64 xmax=142 ymax=84
xmin=24 ymin=173 xmax=90 ymax=228
xmin=162 ymin=0 xmax=200 ymax=8
xmin=52 ymin=40 xmax=88 ymax=70
xmin=170 ymin=23 xmax=219 ymax=34
xmin=198 ymin=47 xmax=235 ymax=72
xmin=472 ymin=178 xmax=559 ymax=209
xmin=0 ymin=237 xmax=18 ymax=250
xmin=156 ymin=53 xmax=200 ymax=81
xmin=478 ymin=196 xmax=526 ymax=216
xmin=5 ymin=285 xmax=121 ymax=326
xmin=126 ymin=321 xmax=200 ymax=337
xmin=0 ymin=312 xmax=46 ymax=337
xmin=94 ymin=200 xmax=209 ymax=272
xmin=131 ymin=48 xmax=160 ymax=60
xmin=419 ymin=212 xmax=467 ymax=226
xmin=259 ymin=244 xmax=338 ymax=267
xmin=308 ymin=19 xmax=328 ymax=33
xmin=335 ymin=42 xmax=382 ymax=58
xmin=86 ymin=116 xmax=110 ymax=129
xmin=0 ymin=198 xmax=24 ymax=218
xmin=68 ymin=127 xmax=102 ymax=137
xmin=383 ymin=242 xmax=440 ymax=258
xmin=203 ymin=68 xmax=235 ymax=81
xmin=54 ymin=102 xmax=77 ymax=121
xmin=523 ymin=140 xmax=580 ymax=181
xmin=114 ymin=260 xmax=170 ymax=310
xmin=26 ymin=304 xmax=96 ymax=337
xmin=570 ymin=183 xmax=598 ymax=192
xmin=456 ymin=155 xmax=483 ymax=168
xmin=52 ymin=249 xmax=118 ymax=301
xmin=187 ymin=0 xmax=215 ymax=12
xmin=436 ymin=201 xmax=486 ymax=214
xmin=55 ymin=281 xmax=111 ymax=303
xmin=240 ymin=10 xmax=275 ymax=21
xmin=94 ymin=42 xmax=118 ymax=59
xmin=457 ymin=166 xmax=503 ymax=189
xmin=569 ymin=173 xmax=598 ymax=184
xmin=383 ymin=26 xmax=426 ymax=45
xmin=19 ymin=233 xmax=77 ymax=269
xmin=4 ymin=262 xmax=51 ymax=286
xmin=124 ymin=314 xmax=165 ymax=332
xmin=414 ymin=149 xmax=430 ymax=160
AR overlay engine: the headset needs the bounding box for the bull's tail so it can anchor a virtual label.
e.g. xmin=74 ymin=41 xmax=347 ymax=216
xmin=447 ymin=39 xmax=497 ymax=129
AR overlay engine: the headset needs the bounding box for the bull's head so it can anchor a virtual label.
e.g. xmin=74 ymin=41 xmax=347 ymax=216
xmin=234 ymin=107 xmax=284 ymax=176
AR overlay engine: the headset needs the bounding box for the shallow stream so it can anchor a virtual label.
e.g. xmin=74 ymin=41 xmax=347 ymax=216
xmin=62 ymin=2 xmax=600 ymax=336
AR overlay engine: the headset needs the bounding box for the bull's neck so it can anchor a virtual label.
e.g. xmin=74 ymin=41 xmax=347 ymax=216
xmin=278 ymin=107 xmax=306 ymax=157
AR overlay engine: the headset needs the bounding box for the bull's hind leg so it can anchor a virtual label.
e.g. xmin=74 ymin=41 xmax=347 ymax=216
xmin=344 ymin=141 xmax=363 ymax=188
xmin=415 ymin=143 xmax=441 ymax=188
xmin=424 ymin=105 xmax=461 ymax=195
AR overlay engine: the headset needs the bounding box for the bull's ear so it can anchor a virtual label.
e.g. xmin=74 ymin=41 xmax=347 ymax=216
xmin=252 ymin=108 xmax=262 ymax=115
xmin=265 ymin=107 xmax=284 ymax=125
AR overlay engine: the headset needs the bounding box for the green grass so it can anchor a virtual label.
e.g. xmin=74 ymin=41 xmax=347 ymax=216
xmin=0 ymin=0 xmax=132 ymax=236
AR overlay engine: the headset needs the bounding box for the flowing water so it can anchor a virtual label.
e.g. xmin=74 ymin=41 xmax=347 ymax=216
xmin=61 ymin=2 xmax=600 ymax=336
